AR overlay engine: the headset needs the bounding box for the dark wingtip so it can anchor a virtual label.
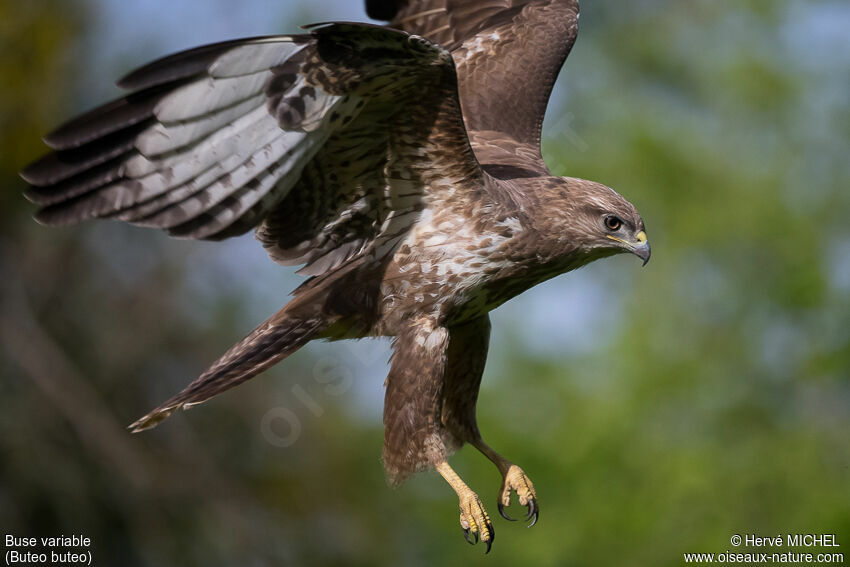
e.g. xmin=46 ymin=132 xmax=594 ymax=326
xmin=32 ymin=206 xmax=78 ymax=227
xmin=116 ymin=38 xmax=276 ymax=90
xmin=22 ymin=186 xmax=47 ymax=206
xmin=365 ymin=0 xmax=400 ymax=21
xmin=43 ymin=118 xmax=92 ymax=150
xmin=30 ymin=211 xmax=51 ymax=227
xmin=19 ymin=160 xmax=46 ymax=186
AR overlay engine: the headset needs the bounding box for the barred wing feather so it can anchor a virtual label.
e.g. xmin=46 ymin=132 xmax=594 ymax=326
xmin=22 ymin=23 xmax=484 ymax=275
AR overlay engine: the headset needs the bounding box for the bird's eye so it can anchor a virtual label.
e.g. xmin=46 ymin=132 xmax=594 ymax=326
xmin=604 ymin=216 xmax=622 ymax=231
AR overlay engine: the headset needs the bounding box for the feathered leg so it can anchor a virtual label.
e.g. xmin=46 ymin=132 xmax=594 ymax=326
xmin=382 ymin=317 xmax=495 ymax=551
xmin=440 ymin=315 xmax=539 ymax=527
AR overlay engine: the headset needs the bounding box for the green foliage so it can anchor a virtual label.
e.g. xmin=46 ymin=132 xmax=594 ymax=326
xmin=1 ymin=1 xmax=847 ymax=565
xmin=0 ymin=0 xmax=87 ymax=218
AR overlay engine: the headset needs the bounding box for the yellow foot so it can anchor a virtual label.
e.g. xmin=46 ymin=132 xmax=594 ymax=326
xmin=497 ymin=464 xmax=539 ymax=526
xmin=458 ymin=489 xmax=495 ymax=553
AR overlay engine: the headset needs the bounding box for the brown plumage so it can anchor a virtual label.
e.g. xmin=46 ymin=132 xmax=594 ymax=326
xmin=21 ymin=1 xmax=650 ymax=551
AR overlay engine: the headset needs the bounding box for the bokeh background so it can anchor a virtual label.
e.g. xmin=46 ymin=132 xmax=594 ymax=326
xmin=1 ymin=1 xmax=848 ymax=565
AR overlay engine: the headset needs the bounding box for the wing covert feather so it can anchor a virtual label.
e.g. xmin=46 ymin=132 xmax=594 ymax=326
xmin=371 ymin=0 xmax=580 ymax=171
xmin=22 ymin=23 xmax=486 ymax=276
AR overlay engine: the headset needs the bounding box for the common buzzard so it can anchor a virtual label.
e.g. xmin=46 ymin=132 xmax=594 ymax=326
xmin=21 ymin=0 xmax=649 ymax=551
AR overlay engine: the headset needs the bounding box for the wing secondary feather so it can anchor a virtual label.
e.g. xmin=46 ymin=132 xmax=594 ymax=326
xmin=371 ymin=0 xmax=580 ymax=173
xmin=22 ymin=23 xmax=487 ymax=275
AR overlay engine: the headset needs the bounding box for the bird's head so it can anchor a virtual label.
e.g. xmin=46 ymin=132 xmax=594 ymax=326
xmin=553 ymin=178 xmax=650 ymax=266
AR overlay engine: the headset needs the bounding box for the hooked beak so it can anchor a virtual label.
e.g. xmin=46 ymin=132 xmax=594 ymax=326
xmin=607 ymin=230 xmax=651 ymax=266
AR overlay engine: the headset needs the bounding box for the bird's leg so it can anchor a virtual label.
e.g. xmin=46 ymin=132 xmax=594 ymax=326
xmin=435 ymin=460 xmax=495 ymax=552
xmin=470 ymin=438 xmax=539 ymax=526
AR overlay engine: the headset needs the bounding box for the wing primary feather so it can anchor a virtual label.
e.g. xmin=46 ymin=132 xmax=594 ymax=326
xmin=42 ymin=83 xmax=176 ymax=151
xmin=111 ymin=171 xmax=218 ymax=223
xmin=34 ymin=110 xmax=280 ymax=225
xmin=129 ymin=128 xmax=303 ymax=230
xmin=117 ymin=36 xmax=279 ymax=91
xmin=166 ymin=161 xmax=289 ymax=239
xmin=24 ymin=156 xmax=124 ymax=206
xmin=24 ymin=20 xmax=486 ymax=288
xmin=21 ymin=123 xmax=147 ymax=187
xmin=135 ymin=93 xmax=265 ymax=157
xmin=125 ymin=103 xmax=273 ymax=180
xmin=208 ymin=41 xmax=307 ymax=78
xmin=113 ymin=114 xmax=287 ymax=224
xmin=153 ymin=71 xmax=270 ymax=122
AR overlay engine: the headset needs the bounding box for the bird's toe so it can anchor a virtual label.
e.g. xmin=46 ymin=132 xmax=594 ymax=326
xmin=498 ymin=464 xmax=539 ymax=527
xmin=457 ymin=490 xmax=495 ymax=553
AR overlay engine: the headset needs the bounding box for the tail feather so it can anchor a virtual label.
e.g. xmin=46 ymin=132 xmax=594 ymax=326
xmin=129 ymin=312 xmax=326 ymax=432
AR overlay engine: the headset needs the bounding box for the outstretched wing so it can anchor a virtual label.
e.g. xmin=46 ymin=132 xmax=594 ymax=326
xmin=367 ymin=0 xmax=580 ymax=175
xmin=21 ymin=23 xmax=485 ymax=276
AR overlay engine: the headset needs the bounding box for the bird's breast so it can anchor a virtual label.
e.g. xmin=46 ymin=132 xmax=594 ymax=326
xmin=378 ymin=211 xmax=538 ymax=326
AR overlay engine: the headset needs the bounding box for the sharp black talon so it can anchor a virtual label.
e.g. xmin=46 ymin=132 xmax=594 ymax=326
xmin=463 ymin=528 xmax=475 ymax=545
xmin=484 ymin=525 xmax=494 ymax=554
xmin=472 ymin=529 xmax=479 ymax=544
xmin=526 ymin=498 xmax=539 ymax=528
xmin=497 ymin=501 xmax=516 ymax=521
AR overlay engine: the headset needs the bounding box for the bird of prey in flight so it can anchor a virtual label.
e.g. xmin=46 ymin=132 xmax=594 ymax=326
xmin=21 ymin=0 xmax=649 ymax=552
